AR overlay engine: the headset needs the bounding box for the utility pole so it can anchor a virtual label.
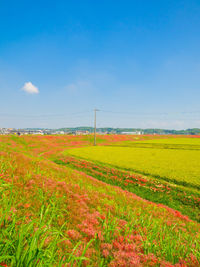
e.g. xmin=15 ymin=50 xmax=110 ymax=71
xmin=94 ymin=108 xmax=99 ymax=146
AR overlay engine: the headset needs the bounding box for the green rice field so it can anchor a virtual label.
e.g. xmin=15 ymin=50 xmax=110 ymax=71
xmin=67 ymin=138 xmax=200 ymax=188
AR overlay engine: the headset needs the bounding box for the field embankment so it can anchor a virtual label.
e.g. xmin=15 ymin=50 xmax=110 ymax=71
xmin=0 ymin=135 xmax=200 ymax=266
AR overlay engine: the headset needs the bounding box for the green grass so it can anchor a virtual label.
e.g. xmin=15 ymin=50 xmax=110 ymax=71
xmin=1 ymin=135 xmax=200 ymax=266
xmin=0 ymin=176 xmax=95 ymax=266
xmin=55 ymin=156 xmax=200 ymax=222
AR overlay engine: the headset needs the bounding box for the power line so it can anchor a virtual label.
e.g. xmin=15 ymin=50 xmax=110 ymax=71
xmin=100 ymin=109 xmax=200 ymax=116
xmin=0 ymin=110 xmax=92 ymax=118
xmin=1 ymin=109 xmax=200 ymax=118
xmin=1 ymin=109 xmax=200 ymax=130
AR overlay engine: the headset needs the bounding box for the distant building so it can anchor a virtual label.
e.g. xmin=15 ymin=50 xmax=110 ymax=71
xmin=121 ymin=131 xmax=143 ymax=135
xmin=0 ymin=128 xmax=10 ymax=135
xmin=76 ymin=130 xmax=89 ymax=135
xmin=98 ymin=131 xmax=108 ymax=135
xmin=51 ymin=131 xmax=65 ymax=135
xmin=8 ymin=129 xmax=44 ymax=135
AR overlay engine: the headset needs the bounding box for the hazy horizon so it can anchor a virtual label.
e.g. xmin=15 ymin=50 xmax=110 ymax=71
xmin=3 ymin=125 xmax=200 ymax=132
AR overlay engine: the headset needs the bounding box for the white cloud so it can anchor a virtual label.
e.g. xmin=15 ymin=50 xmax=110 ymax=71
xmin=21 ymin=82 xmax=39 ymax=94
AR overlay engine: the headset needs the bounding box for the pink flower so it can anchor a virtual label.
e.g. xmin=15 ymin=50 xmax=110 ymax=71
xmin=102 ymin=249 xmax=110 ymax=258
xmin=101 ymin=243 xmax=113 ymax=250
xmin=67 ymin=230 xmax=81 ymax=240
xmin=10 ymin=207 xmax=17 ymax=213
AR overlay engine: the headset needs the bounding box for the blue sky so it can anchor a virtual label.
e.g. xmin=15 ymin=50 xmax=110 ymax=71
xmin=1 ymin=0 xmax=200 ymax=129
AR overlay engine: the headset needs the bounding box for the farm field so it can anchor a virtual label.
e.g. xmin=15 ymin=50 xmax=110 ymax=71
xmin=135 ymin=138 xmax=200 ymax=145
xmin=0 ymin=135 xmax=200 ymax=266
xmin=110 ymin=137 xmax=200 ymax=150
xmin=112 ymin=137 xmax=200 ymax=146
xmin=67 ymin=142 xmax=200 ymax=187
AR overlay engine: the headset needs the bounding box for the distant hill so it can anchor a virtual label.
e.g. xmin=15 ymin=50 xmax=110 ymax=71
xmin=16 ymin=127 xmax=200 ymax=135
xmin=57 ymin=127 xmax=200 ymax=135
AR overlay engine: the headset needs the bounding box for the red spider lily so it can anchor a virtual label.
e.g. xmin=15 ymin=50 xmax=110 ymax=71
xmin=24 ymin=203 xmax=31 ymax=208
xmin=102 ymin=249 xmax=110 ymax=258
xmin=67 ymin=229 xmax=81 ymax=240
xmin=101 ymin=243 xmax=113 ymax=250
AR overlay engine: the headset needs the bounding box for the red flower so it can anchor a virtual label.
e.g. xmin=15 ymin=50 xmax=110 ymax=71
xmin=67 ymin=229 xmax=81 ymax=240
xmin=102 ymin=249 xmax=110 ymax=258
xmin=24 ymin=203 xmax=31 ymax=208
